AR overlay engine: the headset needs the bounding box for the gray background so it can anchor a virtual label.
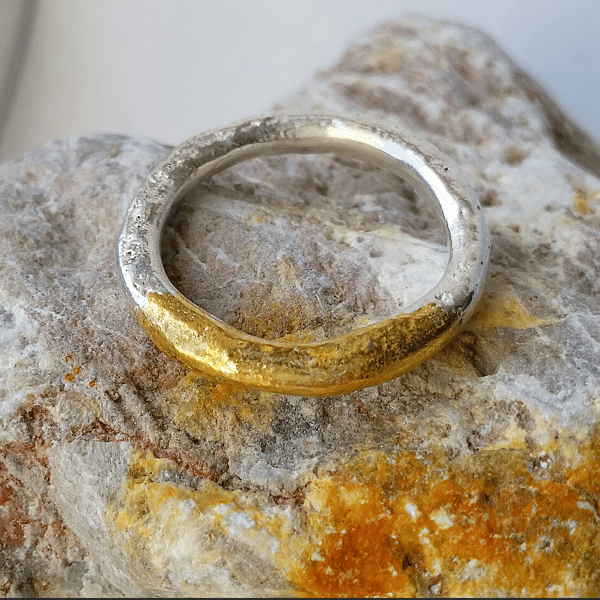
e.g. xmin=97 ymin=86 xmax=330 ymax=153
xmin=1 ymin=0 xmax=598 ymax=163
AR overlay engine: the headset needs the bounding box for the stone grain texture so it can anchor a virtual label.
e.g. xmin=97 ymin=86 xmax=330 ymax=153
xmin=2 ymin=15 xmax=600 ymax=598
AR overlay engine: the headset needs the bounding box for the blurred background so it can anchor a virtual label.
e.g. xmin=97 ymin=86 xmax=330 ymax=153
xmin=1 ymin=0 xmax=598 ymax=162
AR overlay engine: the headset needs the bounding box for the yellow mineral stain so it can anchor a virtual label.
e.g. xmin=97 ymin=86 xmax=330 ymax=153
xmin=162 ymin=373 xmax=279 ymax=439
xmin=369 ymin=48 xmax=404 ymax=74
xmin=482 ymin=420 xmax=529 ymax=451
xmin=231 ymin=255 xmax=333 ymax=343
xmin=573 ymin=193 xmax=595 ymax=215
xmin=236 ymin=296 xmax=324 ymax=343
xmin=573 ymin=193 xmax=598 ymax=216
xmin=108 ymin=451 xmax=310 ymax=595
xmin=109 ymin=452 xmax=235 ymax=542
xmin=569 ymin=181 xmax=598 ymax=215
xmin=469 ymin=275 xmax=554 ymax=332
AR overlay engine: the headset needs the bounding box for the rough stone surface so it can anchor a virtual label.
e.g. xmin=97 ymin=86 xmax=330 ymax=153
xmin=2 ymin=14 xmax=600 ymax=597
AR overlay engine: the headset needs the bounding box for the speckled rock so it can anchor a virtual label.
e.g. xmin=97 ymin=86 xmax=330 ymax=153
xmin=2 ymin=14 xmax=600 ymax=598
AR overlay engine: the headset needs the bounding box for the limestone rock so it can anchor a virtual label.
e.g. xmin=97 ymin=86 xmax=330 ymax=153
xmin=2 ymin=14 xmax=600 ymax=597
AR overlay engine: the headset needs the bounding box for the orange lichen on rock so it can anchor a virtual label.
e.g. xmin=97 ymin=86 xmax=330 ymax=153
xmin=290 ymin=445 xmax=600 ymax=597
xmin=106 ymin=432 xmax=600 ymax=597
xmin=63 ymin=364 xmax=82 ymax=382
xmin=297 ymin=464 xmax=420 ymax=596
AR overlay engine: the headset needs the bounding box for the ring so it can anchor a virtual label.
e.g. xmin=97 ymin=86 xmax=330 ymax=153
xmin=117 ymin=113 xmax=490 ymax=397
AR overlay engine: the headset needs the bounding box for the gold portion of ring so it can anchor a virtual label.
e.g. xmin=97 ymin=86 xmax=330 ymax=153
xmin=136 ymin=292 xmax=464 ymax=397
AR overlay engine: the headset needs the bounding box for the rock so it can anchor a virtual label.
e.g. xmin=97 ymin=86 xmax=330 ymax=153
xmin=2 ymin=14 xmax=600 ymax=597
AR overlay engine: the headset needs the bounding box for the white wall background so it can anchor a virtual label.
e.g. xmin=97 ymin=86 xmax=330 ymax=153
xmin=1 ymin=0 xmax=599 ymax=162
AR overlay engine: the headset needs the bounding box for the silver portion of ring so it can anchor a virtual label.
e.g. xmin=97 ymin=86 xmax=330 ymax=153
xmin=117 ymin=112 xmax=489 ymax=354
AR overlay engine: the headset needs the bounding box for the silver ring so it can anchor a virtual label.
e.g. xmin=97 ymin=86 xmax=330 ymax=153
xmin=117 ymin=113 xmax=490 ymax=396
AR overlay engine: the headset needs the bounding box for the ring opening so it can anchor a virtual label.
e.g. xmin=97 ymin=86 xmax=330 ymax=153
xmin=162 ymin=152 xmax=448 ymax=343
